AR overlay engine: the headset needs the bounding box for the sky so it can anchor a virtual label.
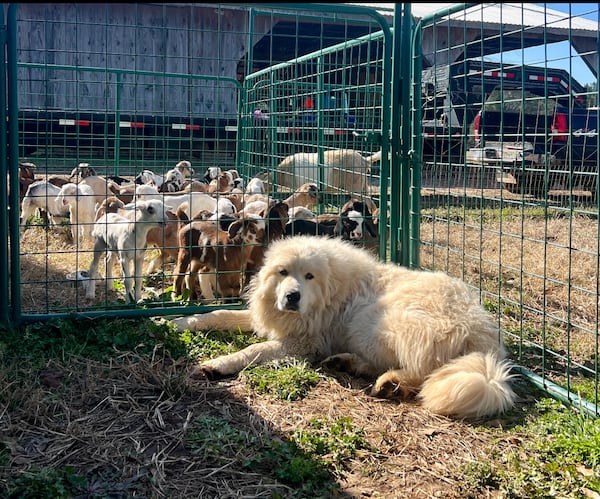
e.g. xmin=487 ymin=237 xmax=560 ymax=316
xmin=490 ymin=3 xmax=598 ymax=85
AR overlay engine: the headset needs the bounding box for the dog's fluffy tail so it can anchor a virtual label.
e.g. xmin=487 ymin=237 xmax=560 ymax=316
xmin=418 ymin=352 xmax=516 ymax=419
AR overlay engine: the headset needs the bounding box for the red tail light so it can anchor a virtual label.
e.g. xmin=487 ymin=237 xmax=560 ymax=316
xmin=473 ymin=112 xmax=481 ymax=141
xmin=551 ymin=112 xmax=568 ymax=141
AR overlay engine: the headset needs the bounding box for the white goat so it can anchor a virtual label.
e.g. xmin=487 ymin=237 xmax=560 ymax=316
xmin=55 ymin=182 xmax=97 ymax=244
xmin=132 ymin=185 xmax=217 ymax=217
xmin=20 ymin=180 xmax=69 ymax=230
xmin=84 ymin=198 xmax=171 ymax=303
xmin=245 ymin=177 xmax=265 ymax=194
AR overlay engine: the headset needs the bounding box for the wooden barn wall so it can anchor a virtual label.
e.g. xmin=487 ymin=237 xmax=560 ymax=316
xmin=14 ymin=3 xmax=274 ymax=119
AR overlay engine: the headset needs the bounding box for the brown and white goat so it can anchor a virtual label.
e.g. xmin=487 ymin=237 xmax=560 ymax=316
xmin=242 ymin=200 xmax=289 ymax=286
xmin=172 ymin=207 xmax=262 ymax=301
xmin=244 ymin=182 xmax=322 ymax=211
xmin=18 ymin=162 xmax=37 ymax=202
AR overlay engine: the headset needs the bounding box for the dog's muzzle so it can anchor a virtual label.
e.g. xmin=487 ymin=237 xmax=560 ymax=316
xmin=284 ymin=290 xmax=301 ymax=311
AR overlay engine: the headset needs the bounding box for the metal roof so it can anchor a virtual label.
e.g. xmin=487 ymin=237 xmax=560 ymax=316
xmin=348 ymin=3 xmax=599 ymax=31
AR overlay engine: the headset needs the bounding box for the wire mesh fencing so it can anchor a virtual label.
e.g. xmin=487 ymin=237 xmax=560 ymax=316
xmin=412 ymin=3 xmax=600 ymax=415
xmin=3 ymin=2 xmax=600 ymax=415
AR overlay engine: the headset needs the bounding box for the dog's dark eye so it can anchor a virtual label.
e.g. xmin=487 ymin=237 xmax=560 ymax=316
xmin=305 ymin=273 xmax=314 ymax=280
xmin=279 ymin=269 xmax=288 ymax=276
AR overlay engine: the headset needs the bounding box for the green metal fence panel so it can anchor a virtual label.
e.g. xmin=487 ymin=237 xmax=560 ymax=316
xmin=5 ymin=3 xmax=396 ymax=324
xmin=241 ymin=9 xmax=393 ymax=259
xmin=8 ymin=1 xmax=598 ymax=417
xmin=413 ymin=3 xmax=600 ymax=416
xmin=1 ymin=6 xmax=9 ymax=324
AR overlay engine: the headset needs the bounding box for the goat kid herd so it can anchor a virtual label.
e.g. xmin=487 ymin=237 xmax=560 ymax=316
xmin=17 ymin=154 xmax=382 ymax=304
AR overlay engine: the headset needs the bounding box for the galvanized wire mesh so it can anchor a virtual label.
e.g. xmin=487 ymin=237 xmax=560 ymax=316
xmin=3 ymin=2 xmax=600 ymax=415
xmin=413 ymin=3 xmax=600 ymax=415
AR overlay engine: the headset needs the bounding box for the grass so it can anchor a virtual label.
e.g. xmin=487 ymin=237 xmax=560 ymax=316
xmin=8 ymin=190 xmax=600 ymax=496
xmin=420 ymin=202 xmax=600 ymax=411
xmin=2 ymin=316 xmax=600 ymax=498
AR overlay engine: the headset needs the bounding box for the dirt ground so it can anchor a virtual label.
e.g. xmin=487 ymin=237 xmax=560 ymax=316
xmin=2 ymin=343 xmax=537 ymax=498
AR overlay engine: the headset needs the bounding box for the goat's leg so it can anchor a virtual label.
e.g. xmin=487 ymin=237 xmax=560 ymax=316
xmin=172 ymin=249 xmax=190 ymax=299
xmin=70 ymin=222 xmax=78 ymax=245
xmin=105 ymin=251 xmax=116 ymax=292
xmin=85 ymin=239 xmax=107 ymax=300
xmin=119 ymin=250 xmax=135 ymax=303
xmin=133 ymin=251 xmax=145 ymax=302
xmin=199 ymin=271 xmax=216 ymax=300
xmin=189 ymin=260 xmax=209 ymax=300
xmin=83 ymin=222 xmax=93 ymax=245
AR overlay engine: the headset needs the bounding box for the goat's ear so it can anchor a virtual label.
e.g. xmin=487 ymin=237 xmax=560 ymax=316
xmin=228 ymin=219 xmax=244 ymax=239
xmin=365 ymin=217 xmax=378 ymax=237
xmin=333 ymin=216 xmax=344 ymax=237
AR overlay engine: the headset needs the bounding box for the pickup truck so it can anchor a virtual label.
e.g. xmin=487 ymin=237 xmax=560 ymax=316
xmin=421 ymin=60 xmax=598 ymax=198
xmin=472 ymin=98 xmax=598 ymax=197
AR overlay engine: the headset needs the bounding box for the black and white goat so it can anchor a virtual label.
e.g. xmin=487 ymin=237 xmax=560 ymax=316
xmin=135 ymin=160 xmax=195 ymax=192
xmin=334 ymin=198 xmax=379 ymax=252
xmin=69 ymin=162 xmax=97 ymax=181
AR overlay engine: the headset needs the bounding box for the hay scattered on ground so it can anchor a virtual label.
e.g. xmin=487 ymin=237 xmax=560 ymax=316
xmin=1 ymin=348 xmax=531 ymax=498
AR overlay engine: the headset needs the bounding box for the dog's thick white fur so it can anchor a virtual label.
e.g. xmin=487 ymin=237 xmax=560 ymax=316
xmin=171 ymin=236 xmax=516 ymax=419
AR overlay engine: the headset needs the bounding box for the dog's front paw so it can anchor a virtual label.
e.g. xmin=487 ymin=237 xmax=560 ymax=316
xmin=171 ymin=315 xmax=204 ymax=332
xmin=190 ymin=363 xmax=224 ymax=380
xmin=370 ymin=379 xmax=401 ymax=399
xmin=321 ymin=353 xmax=357 ymax=373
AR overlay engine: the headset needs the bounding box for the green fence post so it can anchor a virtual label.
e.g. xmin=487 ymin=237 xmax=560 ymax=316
xmin=0 ymin=5 xmax=7 ymax=324
xmin=7 ymin=3 xmax=20 ymax=324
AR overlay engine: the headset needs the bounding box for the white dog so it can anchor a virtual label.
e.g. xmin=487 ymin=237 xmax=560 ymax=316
xmin=171 ymin=235 xmax=516 ymax=420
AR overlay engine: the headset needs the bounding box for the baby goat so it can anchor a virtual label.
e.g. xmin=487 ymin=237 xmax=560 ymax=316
xmin=334 ymin=198 xmax=379 ymax=253
xmin=20 ymin=180 xmax=69 ymax=230
xmin=172 ymin=207 xmax=262 ymax=301
xmin=95 ymin=196 xmax=179 ymax=273
xmin=84 ymin=199 xmax=171 ymax=303
xmin=55 ymin=182 xmax=97 ymax=244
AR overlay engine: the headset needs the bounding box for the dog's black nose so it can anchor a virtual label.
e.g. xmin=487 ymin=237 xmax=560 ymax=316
xmin=285 ymin=291 xmax=301 ymax=309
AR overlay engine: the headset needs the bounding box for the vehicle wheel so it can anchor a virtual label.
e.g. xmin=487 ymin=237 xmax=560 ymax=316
xmin=504 ymin=172 xmax=523 ymax=194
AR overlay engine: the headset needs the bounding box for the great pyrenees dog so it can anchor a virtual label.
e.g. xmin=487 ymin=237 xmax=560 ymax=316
xmin=171 ymin=236 xmax=516 ymax=419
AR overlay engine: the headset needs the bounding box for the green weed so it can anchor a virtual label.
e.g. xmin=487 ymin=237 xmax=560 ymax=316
xmin=242 ymin=359 xmax=321 ymax=401
xmin=3 ymin=466 xmax=87 ymax=499
xmin=461 ymin=397 xmax=600 ymax=497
